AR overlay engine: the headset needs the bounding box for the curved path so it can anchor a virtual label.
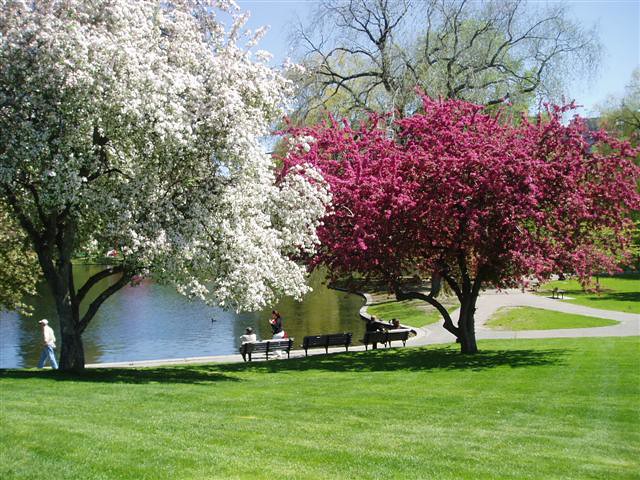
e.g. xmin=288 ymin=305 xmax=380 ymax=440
xmin=87 ymin=290 xmax=638 ymax=368
xmin=408 ymin=289 xmax=639 ymax=347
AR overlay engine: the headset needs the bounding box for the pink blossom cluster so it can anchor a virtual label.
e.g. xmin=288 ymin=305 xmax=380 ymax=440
xmin=282 ymin=96 xmax=640 ymax=288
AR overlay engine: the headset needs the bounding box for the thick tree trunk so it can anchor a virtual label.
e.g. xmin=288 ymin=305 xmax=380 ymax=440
xmin=456 ymin=290 xmax=480 ymax=354
xmin=457 ymin=305 xmax=478 ymax=354
xmin=442 ymin=259 xmax=482 ymax=354
xmin=51 ymin=266 xmax=86 ymax=371
xmin=58 ymin=322 xmax=85 ymax=371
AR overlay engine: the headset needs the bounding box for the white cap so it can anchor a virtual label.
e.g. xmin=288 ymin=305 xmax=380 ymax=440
xmin=38 ymin=319 xmax=48 ymax=325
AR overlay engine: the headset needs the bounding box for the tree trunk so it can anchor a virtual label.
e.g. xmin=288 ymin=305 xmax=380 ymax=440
xmin=457 ymin=308 xmax=478 ymax=353
xmin=58 ymin=323 xmax=85 ymax=371
xmin=51 ymin=270 xmax=86 ymax=371
xmin=457 ymin=294 xmax=479 ymax=354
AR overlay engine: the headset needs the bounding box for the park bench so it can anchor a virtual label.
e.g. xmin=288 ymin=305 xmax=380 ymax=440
xmin=362 ymin=329 xmax=411 ymax=350
xmin=529 ymin=279 xmax=540 ymax=292
xmin=301 ymin=333 xmax=353 ymax=356
xmin=239 ymin=339 xmax=294 ymax=362
xmin=551 ymin=288 xmax=566 ymax=299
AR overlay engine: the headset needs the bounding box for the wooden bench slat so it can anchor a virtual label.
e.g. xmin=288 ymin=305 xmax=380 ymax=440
xmin=240 ymin=339 xmax=294 ymax=361
xmin=362 ymin=329 xmax=411 ymax=350
xmin=302 ymin=333 xmax=352 ymax=356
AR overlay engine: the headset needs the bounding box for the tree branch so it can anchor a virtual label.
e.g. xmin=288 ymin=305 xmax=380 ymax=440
xmin=76 ymin=265 xmax=125 ymax=304
xmin=393 ymin=283 xmax=460 ymax=338
xmin=78 ymin=272 xmax=132 ymax=333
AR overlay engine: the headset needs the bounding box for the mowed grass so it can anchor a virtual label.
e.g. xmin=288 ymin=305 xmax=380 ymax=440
xmin=540 ymin=274 xmax=640 ymax=314
xmin=368 ymin=299 xmax=458 ymax=328
xmin=486 ymin=307 xmax=619 ymax=330
xmin=1 ymin=337 xmax=639 ymax=479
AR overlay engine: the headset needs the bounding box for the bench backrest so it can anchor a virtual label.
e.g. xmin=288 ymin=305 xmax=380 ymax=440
xmin=386 ymin=329 xmax=410 ymax=342
xmin=241 ymin=339 xmax=293 ymax=355
xmin=363 ymin=331 xmax=387 ymax=343
xmin=303 ymin=333 xmax=352 ymax=349
xmin=363 ymin=329 xmax=411 ymax=344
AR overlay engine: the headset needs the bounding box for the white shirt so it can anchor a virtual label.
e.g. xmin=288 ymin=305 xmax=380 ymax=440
xmin=240 ymin=333 xmax=257 ymax=344
xmin=43 ymin=325 xmax=56 ymax=348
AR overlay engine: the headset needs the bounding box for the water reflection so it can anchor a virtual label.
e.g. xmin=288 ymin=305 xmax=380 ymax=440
xmin=0 ymin=266 xmax=364 ymax=368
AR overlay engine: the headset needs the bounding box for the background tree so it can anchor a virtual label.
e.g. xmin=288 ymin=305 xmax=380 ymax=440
xmin=281 ymin=97 xmax=639 ymax=353
xmin=597 ymin=68 xmax=640 ymax=148
xmin=596 ymin=68 xmax=640 ymax=265
xmin=0 ymin=200 xmax=40 ymax=315
xmin=0 ymin=0 xmax=329 ymax=370
xmin=290 ymin=0 xmax=600 ymax=119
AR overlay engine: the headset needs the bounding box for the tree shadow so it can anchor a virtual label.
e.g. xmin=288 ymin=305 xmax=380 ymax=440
xmin=541 ymin=289 xmax=640 ymax=305
xmin=0 ymin=365 xmax=241 ymax=385
xmin=0 ymin=346 xmax=569 ymax=383
xmin=215 ymin=345 xmax=569 ymax=375
xmin=585 ymin=292 xmax=640 ymax=303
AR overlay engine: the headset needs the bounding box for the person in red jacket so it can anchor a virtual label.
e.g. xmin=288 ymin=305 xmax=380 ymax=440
xmin=269 ymin=310 xmax=286 ymax=339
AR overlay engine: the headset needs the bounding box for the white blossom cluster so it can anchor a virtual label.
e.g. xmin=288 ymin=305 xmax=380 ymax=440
xmin=286 ymin=135 xmax=316 ymax=154
xmin=0 ymin=0 xmax=329 ymax=311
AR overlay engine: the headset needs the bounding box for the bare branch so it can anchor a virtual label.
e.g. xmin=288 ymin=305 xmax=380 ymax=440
xmin=290 ymin=0 xmax=600 ymax=114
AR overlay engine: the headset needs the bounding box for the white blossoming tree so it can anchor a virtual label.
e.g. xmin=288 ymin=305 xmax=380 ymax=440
xmin=0 ymin=0 xmax=330 ymax=371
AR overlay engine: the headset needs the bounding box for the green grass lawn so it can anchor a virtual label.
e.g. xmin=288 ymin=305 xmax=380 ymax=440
xmin=1 ymin=337 xmax=639 ymax=479
xmin=367 ymin=299 xmax=458 ymax=328
xmin=539 ymin=274 xmax=640 ymax=314
xmin=486 ymin=307 xmax=619 ymax=330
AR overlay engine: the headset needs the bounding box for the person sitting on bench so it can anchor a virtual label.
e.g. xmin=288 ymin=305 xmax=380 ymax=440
xmin=366 ymin=316 xmax=383 ymax=349
xmin=240 ymin=327 xmax=257 ymax=344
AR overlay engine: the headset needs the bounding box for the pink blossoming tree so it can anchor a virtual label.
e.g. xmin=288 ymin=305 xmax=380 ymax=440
xmin=282 ymin=97 xmax=640 ymax=353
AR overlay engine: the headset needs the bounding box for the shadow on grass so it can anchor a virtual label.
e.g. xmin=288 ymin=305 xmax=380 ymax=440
xmin=541 ymin=289 xmax=640 ymax=305
xmin=0 ymin=346 xmax=569 ymax=384
xmin=583 ymin=292 xmax=640 ymax=303
xmin=216 ymin=345 xmax=569 ymax=375
xmin=0 ymin=365 xmax=241 ymax=385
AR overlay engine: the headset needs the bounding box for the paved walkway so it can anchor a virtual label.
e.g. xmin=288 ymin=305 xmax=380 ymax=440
xmin=410 ymin=290 xmax=639 ymax=346
xmin=87 ymin=290 xmax=638 ymax=368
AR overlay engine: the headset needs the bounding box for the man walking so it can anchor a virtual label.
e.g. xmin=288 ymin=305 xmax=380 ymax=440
xmin=37 ymin=319 xmax=58 ymax=369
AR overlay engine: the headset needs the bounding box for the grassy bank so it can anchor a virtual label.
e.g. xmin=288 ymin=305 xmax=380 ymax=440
xmin=539 ymin=274 xmax=640 ymax=314
xmin=367 ymin=299 xmax=458 ymax=328
xmin=1 ymin=337 xmax=638 ymax=479
xmin=486 ymin=307 xmax=619 ymax=330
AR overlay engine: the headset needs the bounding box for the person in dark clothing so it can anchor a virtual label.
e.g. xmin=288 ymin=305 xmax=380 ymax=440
xmin=365 ymin=315 xmax=379 ymax=332
xmin=269 ymin=310 xmax=285 ymax=339
xmin=365 ymin=315 xmax=382 ymax=349
xmin=269 ymin=310 xmax=287 ymax=359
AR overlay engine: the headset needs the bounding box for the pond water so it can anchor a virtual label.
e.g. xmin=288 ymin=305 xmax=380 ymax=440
xmin=0 ymin=266 xmax=365 ymax=368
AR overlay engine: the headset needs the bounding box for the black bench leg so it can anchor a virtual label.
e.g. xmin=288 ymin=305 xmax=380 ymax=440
xmin=304 ymin=348 xmax=308 ymax=357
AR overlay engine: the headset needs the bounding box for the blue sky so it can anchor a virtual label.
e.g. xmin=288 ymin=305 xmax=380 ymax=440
xmin=239 ymin=0 xmax=639 ymax=115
